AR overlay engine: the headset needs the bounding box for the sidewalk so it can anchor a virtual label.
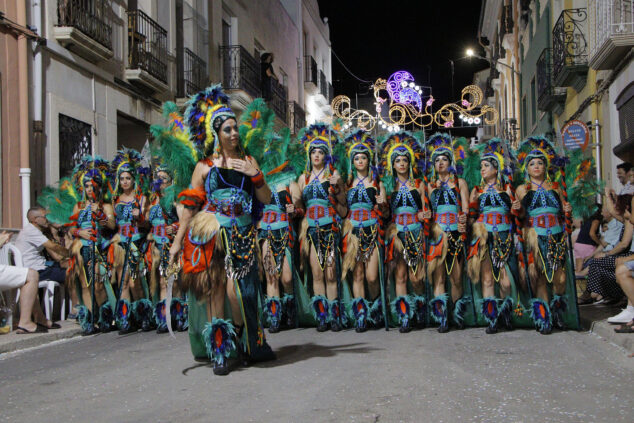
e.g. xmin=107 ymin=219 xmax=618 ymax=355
xmin=0 ymin=320 xmax=82 ymax=355
xmin=579 ymin=302 xmax=634 ymax=354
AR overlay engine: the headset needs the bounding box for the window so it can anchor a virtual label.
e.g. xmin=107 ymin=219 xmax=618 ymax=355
xmin=254 ymin=39 xmax=264 ymax=63
xmin=530 ymin=77 xmax=536 ymax=125
xmin=59 ymin=114 xmax=92 ymax=179
xmin=222 ymin=19 xmax=231 ymax=46
xmin=616 ymin=83 xmax=634 ymax=145
xmin=279 ymin=68 xmax=288 ymax=89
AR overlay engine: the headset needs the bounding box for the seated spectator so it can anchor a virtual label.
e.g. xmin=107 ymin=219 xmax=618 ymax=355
xmin=579 ymin=194 xmax=633 ymax=305
xmin=15 ymin=206 xmax=69 ymax=286
xmin=573 ymin=206 xmax=602 ymax=273
xmin=610 ymin=195 xmax=634 ymax=328
xmin=0 ymin=231 xmax=57 ymax=334
xmin=616 ymin=162 xmax=634 ymax=195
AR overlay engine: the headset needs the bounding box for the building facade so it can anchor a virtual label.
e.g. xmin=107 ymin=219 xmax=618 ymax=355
xmin=0 ymin=0 xmax=332 ymax=228
xmin=479 ymin=0 xmax=634 ymax=187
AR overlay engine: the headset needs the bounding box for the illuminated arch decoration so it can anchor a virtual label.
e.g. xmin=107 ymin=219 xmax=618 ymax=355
xmin=331 ymin=94 xmax=377 ymax=131
xmin=330 ymin=71 xmax=499 ymax=132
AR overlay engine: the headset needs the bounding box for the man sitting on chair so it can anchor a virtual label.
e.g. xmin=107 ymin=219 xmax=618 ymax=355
xmin=0 ymin=231 xmax=55 ymax=333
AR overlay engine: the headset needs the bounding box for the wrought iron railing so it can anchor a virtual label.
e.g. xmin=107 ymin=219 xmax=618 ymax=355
xmin=287 ymin=101 xmax=306 ymax=135
xmin=56 ymin=0 xmax=112 ymax=49
xmin=319 ymin=70 xmax=328 ymax=99
xmin=552 ymin=8 xmax=588 ymax=81
xmin=304 ymin=55 xmax=318 ymax=85
xmin=266 ymin=79 xmax=288 ymax=122
xmin=589 ymin=0 xmax=634 ymax=57
xmin=179 ymin=48 xmax=206 ymax=97
xmin=127 ymin=10 xmax=168 ymax=83
xmin=328 ymin=82 xmax=334 ymax=103
xmin=536 ymin=48 xmax=554 ymax=103
xmin=220 ymin=45 xmax=261 ymax=99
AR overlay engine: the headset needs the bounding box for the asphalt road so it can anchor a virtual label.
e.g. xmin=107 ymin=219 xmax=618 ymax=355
xmin=1 ymin=326 xmax=632 ymax=423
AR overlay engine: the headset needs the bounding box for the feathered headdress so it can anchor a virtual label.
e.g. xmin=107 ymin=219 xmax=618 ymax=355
xmin=184 ymin=84 xmax=235 ymax=158
xmin=110 ymin=148 xmax=150 ymax=196
xmin=425 ymin=133 xmax=469 ymax=179
xmin=71 ymin=156 xmax=112 ymax=202
xmin=468 ymin=138 xmax=515 ymax=188
xmin=515 ymin=135 xmax=563 ymax=181
xmin=150 ymin=102 xmax=199 ymax=212
xmin=298 ymin=122 xmax=346 ymax=178
xmin=345 ymin=129 xmax=377 ymax=183
xmin=378 ymin=130 xmax=424 ymax=194
xmin=238 ymin=98 xmax=276 ymax=164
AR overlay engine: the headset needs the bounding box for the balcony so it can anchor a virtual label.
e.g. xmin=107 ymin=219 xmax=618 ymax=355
xmin=589 ymin=0 xmax=634 ymax=70
xmin=536 ymin=48 xmax=566 ymax=115
xmin=220 ymin=45 xmax=261 ymax=107
xmin=287 ymin=101 xmax=306 ymax=135
xmin=178 ymin=48 xmax=207 ymax=98
xmin=265 ymin=78 xmax=288 ymax=123
xmin=54 ymin=0 xmax=113 ymax=62
xmin=304 ymin=55 xmax=318 ymax=94
xmin=126 ymin=10 xmax=168 ymax=92
xmin=552 ymin=8 xmax=589 ymax=92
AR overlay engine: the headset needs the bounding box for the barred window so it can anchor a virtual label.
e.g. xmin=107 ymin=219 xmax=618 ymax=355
xmin=59 ymin=114 xmax=91 ymax=179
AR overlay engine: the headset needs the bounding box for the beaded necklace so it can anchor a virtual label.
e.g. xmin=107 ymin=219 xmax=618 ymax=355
xmin=393 ymin=177 xmax=417 ymax=209
xmin=529 ymin=179 xmax=558 ymax=209
xmin=433 ymin=179 xmax=458 ymax=211
xmin=348 ymin=176 xmax=372 ymax=204
xmin=479 ymin=183 xmax=508 ymax=211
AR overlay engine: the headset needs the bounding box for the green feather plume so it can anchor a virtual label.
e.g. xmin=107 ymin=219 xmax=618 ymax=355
xmin=37 ymin=178 xmax=80 ymax=225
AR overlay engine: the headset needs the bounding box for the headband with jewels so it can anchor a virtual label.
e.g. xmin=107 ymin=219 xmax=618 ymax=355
xmin=425 ymin=133 xmax=468 ymax=179
xmin=184 ymin=84 xmax=236 ymax=158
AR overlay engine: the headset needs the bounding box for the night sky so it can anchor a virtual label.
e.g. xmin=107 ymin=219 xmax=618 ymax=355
xmin=317 ymin=0 xmax=488 ymax=136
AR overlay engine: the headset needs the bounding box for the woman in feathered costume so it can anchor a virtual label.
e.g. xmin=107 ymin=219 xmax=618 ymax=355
xmin=257 ymin=122 xmax=305 ymax=333
xmin=380 ymin=131 xmax=428 ymax=333
xmin=342 ymin=130 xmax=389 ymax=332
xmin=425 ymin=133 xmax=471 ymax=333
xmin=514 ymin=136 xmax=579 ymax=334
xmin=147 ymin=103 xmax=192 ymax=334
xmin=466 ymin=138 xmax=520 ymax=334
xmin=110 ymin=148 xmax=152 ymax=334
xmin=169 ymin=86 xmax=275 ymax=375
xmin=297 ymin=123 xmax=348 ymax=332
xmin=51 ymin=157 xmax=117 ymax=334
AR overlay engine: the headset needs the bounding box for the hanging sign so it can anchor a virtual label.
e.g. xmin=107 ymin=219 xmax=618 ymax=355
xmin=561 ymin=119 xmax=590 ymax=151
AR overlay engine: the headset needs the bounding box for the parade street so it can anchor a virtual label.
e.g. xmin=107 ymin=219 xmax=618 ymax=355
xmin=2 ymin=327 xmax=632 ymax=423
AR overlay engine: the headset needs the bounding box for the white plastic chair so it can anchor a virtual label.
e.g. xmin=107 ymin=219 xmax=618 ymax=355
xmin=3 ymin=242 xmax=65 ymax=321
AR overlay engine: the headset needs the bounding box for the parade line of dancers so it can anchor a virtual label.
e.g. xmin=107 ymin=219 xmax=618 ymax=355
xmin=39 ymin=85 xmax=599 ymax=375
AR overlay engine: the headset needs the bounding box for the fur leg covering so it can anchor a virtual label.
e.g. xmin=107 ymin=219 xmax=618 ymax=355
xmin=132 ymin=299 xmax=154 ymax=332
xmin=171 ymin=298 xmax=188 ymax=331
xmin=351 ymin=297 xmax=370 ymax=332
xmin=453 ymin=296 xmax=471 ymax=329
xmin=550 ymin=295 xmax=567 ymax=331
xmin=391 ymin=296 xmax=413 ymax=333
xmin=411 ymin=295 xmax=427 ymax=329
xmin=264 ymin=296 xmax=282 ymax=333
xmin=499 ymin=296 xmax=514 ymax=330
xmin=98 ymin=301 xmax=114 ymax=333
xmin=370 ymin=297 xmax=385 ymax=327
xmin=530 ymin=298 xmax=552 ymax=334
xmin=154 ymin=299 xmax=167 ymax=333
xmin=282 ymin=293 xmax=296 ymax=328
xmin=77 ymin=305 xmax=96 ymax=335
xmin=202 ymin=318 xmax=236 ymax=367
xmin=430 ymin=294 xmax=449 ymax=333
xmin=115 ymin=299 xmax=135 ymax=333
xmin=481 ymin=297 xmax=499 ymax=334
xmin=329 ymin=298 xmax=347 ymax=331
xmin=311 ymin=295 xmax=330 ymax=331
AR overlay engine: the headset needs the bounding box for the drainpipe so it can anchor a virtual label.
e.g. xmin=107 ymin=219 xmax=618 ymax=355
xmin=594 ymin=119 xmax=601 ymax=203
xmin=17 ymin=1 xmax=31 ymax=227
